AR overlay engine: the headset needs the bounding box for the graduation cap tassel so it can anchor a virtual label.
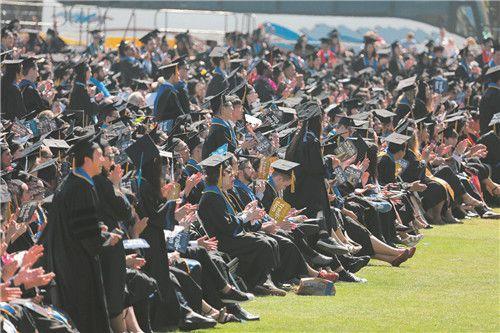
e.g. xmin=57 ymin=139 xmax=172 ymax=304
xmin=6 ymin=202 xmax=12 ymax=220
xmin=291 ymin=170 xmax=296 ymax=193
xmin=125 ymin=162 xmax=129 ymax=174
xmin=218 ymin=165 xmax=223 ymax=189
xmin=72 ymin=157 xmax=75 ymax=170
xmin=136 ymin=153 xmax=144 ymax=188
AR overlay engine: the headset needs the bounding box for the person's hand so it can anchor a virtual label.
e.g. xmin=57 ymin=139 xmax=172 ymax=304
xmin=126 ymin=254 xmax=146 ymax=270
xmin=108 ymin=164 xmax=123 ymax=186
xmin=161 ymin=183 xmax=176 ymax=199
xmin=184 ymin=173 xmax=204 ymax=195
xmin=287 ymin=214 xmax=307 ymax=223
xmin=454 ymin=139 xmax=469 ymax=156
xmin=244 ymin=200 xmax=259 ymax=211
xmin=365 ymin=183 xmax=377 ymax=191
xmin=43 ymin=89 xmax=55 ymax=103
xmin=436 ymin=143 xmax=452 ymax=157
xmin=342 ymin=208 xmax=358 ymax=221
xmin=107 ymin=232 xmax=122 ymax=247
xmin=342 ymin=155 xmax=356 ymax=169
xmin=1 ymin=256 xmax=20 ymax=282
xmin=471 ymin=148 xmax=487 ymax=158
xmin=245 ymin=207 xmax=265 ymax=222
xmin=254 ymin=181 xmax=265 ymax=196
xmin=431 ymin=156 xmax=445 ymax=166
xmin=277 ymin=219 xmax=296 ymax=232
xmin=0 ymin=283 xmax=22 ymax=302
xmin=175 ymin=203 xmax=197 ymax=222
xmin=168 ymin=251 xmax=181 ymax=266
xmin=261 ymin=221 xmax=278 ymax=234
xmin=21 ymin=245 xmax=44 ymax=269
xmin=358 ymin=157 xmax=370 ymax=172
xmin=133 ymin=216 xmax=148 ymax=238
xmin=329 ymin=155 xmax=341 ymax=168
xmin=196 ymin=236 xmax=218 ymax=251
xmin=14 ymin=267 xmax=55 ymax=290
xmin=409 ymin=181 xmax=427 ymax=192
xmin=95 ymin=92 xmax=104 ymax=102
xmin=421 ymin=144 xmax=432 ymax=160
xmin=179 ymin=212 xmax=197 ymax=229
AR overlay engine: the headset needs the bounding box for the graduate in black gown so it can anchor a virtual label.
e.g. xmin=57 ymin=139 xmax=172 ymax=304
xmin=43 ymin=131 xmax=120 ymax=333
xmin=19 ymin=57 xmax=50 ymax=116
xmin=198 ymin=154 xmax=276 ymax=291
xmin=68 ymin=61 xmax=99 ymax=126
xmin=93 ymin=141 xmax=133 ymax=331
xmin=202 ymin=91 xmax=238 ymax=159
xmin=154 ymin=63 xmax=188 ymax=123
xmin=479 ymin=66 xmax=500 ymax=135
xmin=1 ymin=59 xmax=28 ymax=120
xmin=206 ymin=46 xmax=229 ymax=97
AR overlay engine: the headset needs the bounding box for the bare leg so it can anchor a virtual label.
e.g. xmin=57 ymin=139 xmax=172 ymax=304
xmin=110 ymin=312 xmax=127 ymax=333
xmin=306 ymin=263 xmax=319 ymax=277
xmin=370 ymin=235 xmax=405 ymax=257
xmin=124 ymin=307 xmax=144 ymax=333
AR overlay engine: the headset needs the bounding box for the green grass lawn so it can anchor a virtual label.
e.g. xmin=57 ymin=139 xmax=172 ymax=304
xmin=199 ymin=217 xmax=499 ymax=332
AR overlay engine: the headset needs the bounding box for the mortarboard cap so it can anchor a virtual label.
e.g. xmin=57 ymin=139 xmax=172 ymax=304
xmin=372 ymin=108 xmax=396 ymax=120
xmin=199 ymin=153 xmax=232 ymax=169
xmin=125 ymin=134 xmax=159 ymax=168
xmin=271 ymin=159 xmax=299 ymax=175
xmin=297 ymin=101 xmax=322 ymax=121
xmin=488 ymin=113 xmax=500 ymax=127
xmin=396 ymin=75 xmax=417 ymax=92
xmin=383 ymin=132 xmax=411 ymax=145
xmin=209 ymin=46 xmax=229 ymax=58
xmin=159 ymin=62 xmax=178 ymax=79
xmin=206 ymin=89 xmax=229 ymax=113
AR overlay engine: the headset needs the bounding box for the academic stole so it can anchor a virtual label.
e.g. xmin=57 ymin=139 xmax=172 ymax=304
xmin=211 ymin=117 xmax=237 ymax=148
xmin=203 ymin=185 xmax=243 ymax=236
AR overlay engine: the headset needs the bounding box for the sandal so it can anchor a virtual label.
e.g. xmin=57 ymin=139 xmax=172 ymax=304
xmin=216 ymin=308 xmax=241 ymax=324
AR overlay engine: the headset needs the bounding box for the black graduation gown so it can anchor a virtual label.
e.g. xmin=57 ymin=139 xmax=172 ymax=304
xmin=68 ymin=83 xmax=98 ymax=126
xmin=94 ymin=173 xmax=132 ymax=318
xmin=179 ymin=163 xmax=204 ymax=204
xmin=119 ymin=59 xmax=146 ymax=87
xmin=21 ymin=83 xmax=49 ymax=115
xmin=377 ymin=154 xmax=396 ymax=186
xmin=284 ymin=132 xmax=330 ymax=220
xmin=206 ymin=71 xmax=228 ymax=97
xmin=156 ymin=86 xmax=186 ymax=121
xmin=42 ymin=172 xmax=111 ymax=333
xmin=134 ymin=178 xmax=181 ymax=329
xmin=253 ymin=77 xmax=275 ymax=102
xmin=176 ymin=82 xmax=191 ymax=113
xmin=201 ymin=119 xmax=237 ymax=159
xmin=198 ymin=190 xmax=275 ymax=290
xmin=479 ymin=85 xmax=500 ymax=135
xmin=1 ymin=82 xmax=27 ymax=120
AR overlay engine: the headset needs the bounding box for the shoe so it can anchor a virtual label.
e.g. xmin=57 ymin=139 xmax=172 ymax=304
xmin=480 ymin=210 xmax=500 ymax=219
xmin=390 ymin=249 xmax=410 ymax=267
xmin=401 ymin=234 xmax=423 ymax=247
xmin=252 ymin=285 xmax=271 ymax=296
xmin=226 ymin=304 xmax=260 ymax=321
xmin=395 ymin=224 xmax=412 ymax=232
xmin=318 ymin=270 xmax=339 ymax=282
xmin=309 ymin=253 xmax=334 ymax=267
xmin=180 ymin=311 xmax=217 ymax=331
xmin=315 ymin=237 xmax=349 ymax=256
xmin=215 ymin=307 xmax=241 ymax=324
xmin=338 ymin=270 xmax=367 ymax=283
xmin=220 ymin=287 xmax=255 ymax=303
xmin=263 ymin=284 xmax=287 ymax=297
xmin=347 ymin=256 xmax=370 ymax=273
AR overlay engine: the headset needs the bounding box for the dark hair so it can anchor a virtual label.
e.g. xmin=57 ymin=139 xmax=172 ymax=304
xmin=142 ymin=156 xmax=162 ymax=197
xmin=75 ymin=143 xmax=99 ymax=167
xmin=286 ymin=116 xmax=322 ymax=162
xmin=2 ymin=63 xmax=21 ymax=84
xmin=22 ymin=61 xmax=37 ymax=76
xmin=74 ymin=63 xmax=90 ymax=83
xmin=366 ymin=144 xmax=378 ymax=180
xmin=388 ymin=142 xmax=405 ymax=154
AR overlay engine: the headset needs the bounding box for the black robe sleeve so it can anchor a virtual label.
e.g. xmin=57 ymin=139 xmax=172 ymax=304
xmin=377 ymin=154 xmax=396 ymax=186
xmin=156 ymin=88 xmax=184 ymax=121
xmin=261 ymin=183 xmax=276 ymax=213
xmin=1 ymin=83 xmax=27 ymax=120
xmin=198 ymin=192 xmax=243 ymax=240
xmin=22 ymin=85 xmax=49 ymax=114
xmin=68 ymin=84 xmax=98 ymax=125
xmin=202 ymin=124 xmax=230 ymax=159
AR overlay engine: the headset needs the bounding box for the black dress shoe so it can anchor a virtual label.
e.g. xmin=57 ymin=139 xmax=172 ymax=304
xmin=226 ymin=303 xmax=260 ymax=321
xmin=343 ymin=255 xmax=370 ymax=273
xmin=315 ymin=237 xmax=349 ymax=256
xmin=338 ymin=270 xmax=367 ymax=283
xmin=309 ymin=253 xmax=334 ymax=267
xmin=220 ymin=287 xmax=255 ymax=303
xmin=180 ymin=311 xmax=217 ymax=331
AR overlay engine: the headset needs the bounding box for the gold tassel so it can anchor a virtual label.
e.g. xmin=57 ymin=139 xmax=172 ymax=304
xmin=242 ymin=85 xmax=247 ymax=104
xmin=218 ymin=165 xmax=223 ymax=188
xmin=125 ymin=162 xmax=129 ymax=174
xmin=72 ymin=157 xmax=75 ymax=170
xmin=291 ymin=170 xmax=296 ymax=193
xmin=455 ymin=121 xmax=458 ymax=132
